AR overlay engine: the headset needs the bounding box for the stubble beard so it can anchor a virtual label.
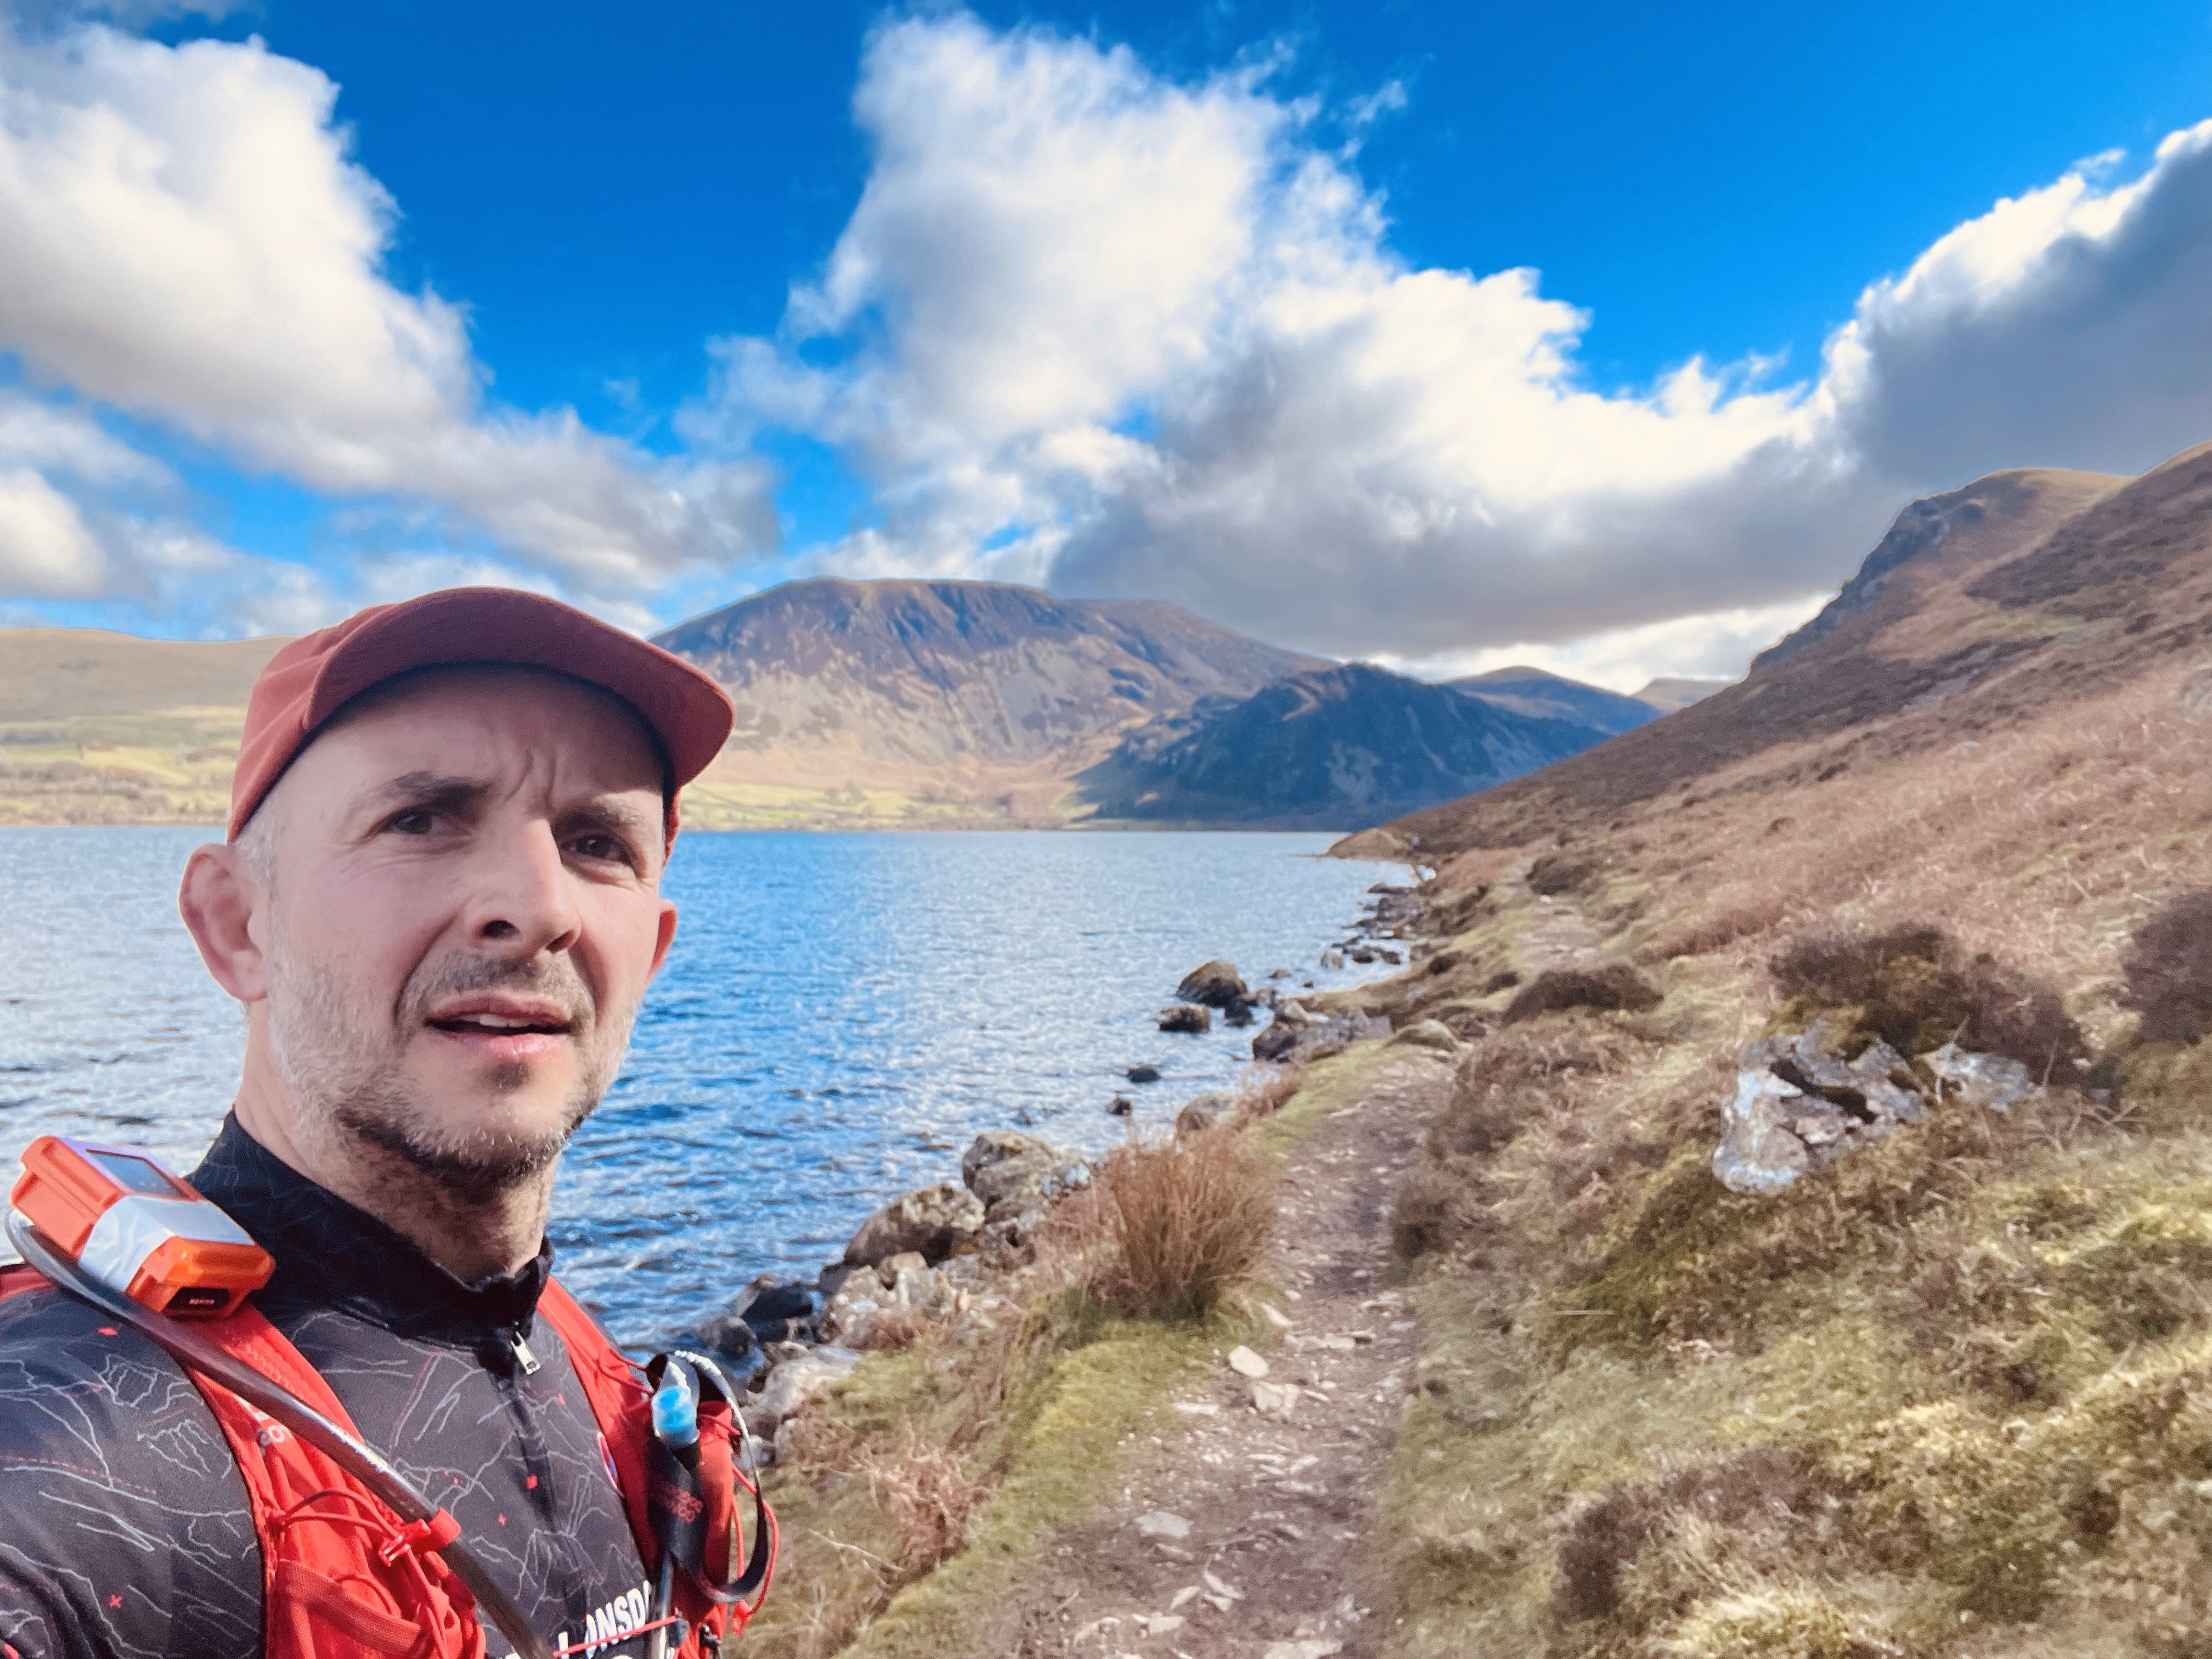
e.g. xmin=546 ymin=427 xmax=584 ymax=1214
xmin=266 ymin=939 xmax=634 ymax=1209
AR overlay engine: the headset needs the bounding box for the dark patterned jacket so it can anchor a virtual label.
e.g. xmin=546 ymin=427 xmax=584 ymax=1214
xmin=0 ymin=1118 xmax=653 ymax=1659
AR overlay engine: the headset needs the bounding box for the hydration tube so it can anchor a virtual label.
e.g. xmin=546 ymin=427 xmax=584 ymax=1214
xmin=5 ymin=1211 xmax=557 ymax=1659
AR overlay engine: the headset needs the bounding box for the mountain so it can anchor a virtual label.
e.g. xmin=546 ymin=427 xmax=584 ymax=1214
xmin=1631 ymin=676 xmax=1728 ymax=713
xmin=653 ymin=579 xmax=1327 ymax=824
xmin=1365 ymin=462 xmax=2132 ymax=857
xmin=1454 ymin=666 xmax=1660 ymax=736
xmin=1071 ymin=661 xmax=1615 ymax=830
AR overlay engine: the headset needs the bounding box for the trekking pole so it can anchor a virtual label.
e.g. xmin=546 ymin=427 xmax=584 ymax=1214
xmin=646 ymin=1360 xmax=702 ymax=1659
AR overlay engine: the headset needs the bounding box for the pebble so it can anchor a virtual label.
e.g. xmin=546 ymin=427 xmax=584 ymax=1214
xmin=1169 ymin=1586 xmax=1200 ymax=1610
xmin=1136 ymin=1615 xmax=1186 ymax=1637
xmin=1250 ymin=1380 xmax=1300 ymax=1417
xmin=1171 ymin=1401 xmax=1221 ymax=1416
xmin=1137 ymin=1511 xmax=1192 ymax=1539
xmin=1262 ymin=1644 xmax=1342 ymax=1659
xmin=1227 ymin=1345 xmax=1270 ymax=1379
xmin=1256 ymin=1301 xmax=1294 ymax=1330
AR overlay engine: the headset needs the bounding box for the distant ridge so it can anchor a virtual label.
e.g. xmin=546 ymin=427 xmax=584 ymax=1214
xmin=1632 ymin=676 xmax=1729 ymax=714
xmin=1454 ymin=666 xmax=1659 ymax=736
xmin=1073 ymin=661 xmax=1621 ymax=831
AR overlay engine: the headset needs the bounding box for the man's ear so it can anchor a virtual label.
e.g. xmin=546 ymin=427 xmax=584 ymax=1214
xmin=648 ymin=899 xmax=678 ymax=981
xmin=179 ymin=843 xmax=270 ymax=1005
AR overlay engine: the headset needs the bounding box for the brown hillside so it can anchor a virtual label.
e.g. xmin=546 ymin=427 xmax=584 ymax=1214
xmin=1320 ymin=442 xmax=2212 ymax=1658
xmin=0 ymin=628 xmax=284 ymax=722
xmin=0 ymin=629 xmax=287 ymax=826
xmin=1386 ymin=462 xmax=2131 ymax=856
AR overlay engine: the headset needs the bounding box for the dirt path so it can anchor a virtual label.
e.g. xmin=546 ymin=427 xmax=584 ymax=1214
xmin=1515 ymin=887 xmax=1606 ymax=977
xmin=1000 ymin=1046 xmax=1458 ymax=1659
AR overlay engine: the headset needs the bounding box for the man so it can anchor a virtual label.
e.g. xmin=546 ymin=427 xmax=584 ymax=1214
xmin=0 ymin=588 xmax=737 ymax=1659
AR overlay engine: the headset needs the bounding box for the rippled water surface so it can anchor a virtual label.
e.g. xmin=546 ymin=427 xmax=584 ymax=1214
xmin=0 ymin=827 xmax=1391 ymax=1344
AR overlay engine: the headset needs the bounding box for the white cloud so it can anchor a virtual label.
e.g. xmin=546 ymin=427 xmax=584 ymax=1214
xmin=0 ymin=20 xmax=777 ymax=601
xmin=0 ymin=465 xmax=105 ymax=594
xmin=1381 ymin=594 xmax=1831 ymax=695
xmin=0 ymin=390 xmax=167 ymax=486
xmin=702 ymin=15 xmax=2212 ymax=681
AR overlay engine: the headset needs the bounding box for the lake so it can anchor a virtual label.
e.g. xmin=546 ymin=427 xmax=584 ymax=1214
xmin=0 ymin=827 xmax=1392 ymax=1345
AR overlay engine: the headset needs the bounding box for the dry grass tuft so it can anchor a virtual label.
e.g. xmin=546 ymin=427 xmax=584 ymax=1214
xmin=1769 ymin=923 xmax=2085 ymax=1069
xmin=1502 ymin=962 xmax=1663 ymax=1025
xmin=855 ymin=1307 xmax=935 ymax=1352
xmin=862 ymin=1427 xmax=989 ymax=1576
xmin=1050 ymin=1130 xmax=1275 ymax=1321
xmin=1233 ymin=1059 xmax=1305 ymax=1122
xmin=2120 ymin=888 xmax=2212 ymax=1044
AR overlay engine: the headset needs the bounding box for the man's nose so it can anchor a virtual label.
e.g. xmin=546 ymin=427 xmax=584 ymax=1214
xmin=462 ymin=820 xmax=583 ymax=956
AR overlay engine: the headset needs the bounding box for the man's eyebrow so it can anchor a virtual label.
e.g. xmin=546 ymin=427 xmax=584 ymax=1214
xmin=560 ymin=796 xmax=658 ymax=843
xmin=365 ymin=772 xmax=492 ymax=816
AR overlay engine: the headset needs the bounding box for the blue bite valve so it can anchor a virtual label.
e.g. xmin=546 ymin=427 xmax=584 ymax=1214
xmin=651 ymin=1368 xmax=699 ymax=1450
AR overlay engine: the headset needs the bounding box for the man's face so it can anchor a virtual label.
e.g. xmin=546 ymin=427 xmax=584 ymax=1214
xmin=247 ymin=667 xmax=675 ymax=1201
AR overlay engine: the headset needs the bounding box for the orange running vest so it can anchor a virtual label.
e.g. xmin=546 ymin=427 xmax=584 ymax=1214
xmin=0 ymin=1268 xmax=761 ymax=1659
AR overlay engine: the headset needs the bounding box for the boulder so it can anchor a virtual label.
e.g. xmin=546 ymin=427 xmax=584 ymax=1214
xmin=1267 ymin=967 xmax=1294 ymax=980
xmin=691 ymin=1312 xmax=759 ymax=1364
xmin=1712 ymin=1021 xmax=1929 ymax=1194
xmin=961 ymin=1131 xmax=1060 ymax=1211
xmin=730 ymin=1274 xmax=816 ymax=1328
xmin=816 ymin=1277 xmax=882 ymax=1348
xmin=1107 ymin=1095 xmax=1135 ymax=1117
xmin=1319 ymin=950 xmax=1345 ymax=970
xmin=1251 ymin=1019 xmax=1301 ymax=1063
xmin=751 ymin=1346 xmax=861 ymax=1427
xmin=1176 ymin=1092 xmax=1239 ymax=1137
xmin=1176 ymin=960 xmax=1250 ymax=1008
xmin=1159 ymin=1005 xmax=1211 ymax=1034
xmin=1222 ymin=1001 xmax=1256 ymax=1029
xmin=882 ymin=1257 xmax=954 ymax=1318
xmin=1127 ymin=1064 xmax=1162 ymax=1084
xmin=1389 ymin=1018 xmax=1459 ymax=1054
xmin=842 ymin=1182 xmax=986 ymax=1266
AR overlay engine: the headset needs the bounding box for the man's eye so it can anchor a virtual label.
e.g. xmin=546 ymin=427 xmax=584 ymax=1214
xmin=572 ymin=834 xmax=628 ymax=864
xmin=387 ymin=809 xmax=436 ymax=836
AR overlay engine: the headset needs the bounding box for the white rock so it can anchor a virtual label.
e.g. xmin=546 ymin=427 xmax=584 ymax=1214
xmin=1202 ymin=1570 xmax=1243 ymax=1600
xmin=1226 ymin=1345 xmax=1270 ymax=1379
xmin=1137 ymin=1510 xmax=1192 ymax=1539
xmin=1136 ymin=1615 xmax=1186 ymax=1637
xmin=1169 ymin=1586 xmax=1200 ymax=1610
xmin=1256 ymin=1301 xmax=1294 ymax=1330
xmin=1171 ymin=1401 xmax=1220 ymax=1416
xmin=1711 ymin=1066 xmax=1810 ymax=1194
xmin=1262 ymin=1644 xmax=1342 ymax=1659
xmin=751 ymin=1346 xmax=861 ymax=1424
xmin=1250 ymin=1380 xmax=1300 ymax=1417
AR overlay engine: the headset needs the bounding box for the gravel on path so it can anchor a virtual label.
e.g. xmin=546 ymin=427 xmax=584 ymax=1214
xmin=992 ymin=1046 xmax=1458 ymax=1659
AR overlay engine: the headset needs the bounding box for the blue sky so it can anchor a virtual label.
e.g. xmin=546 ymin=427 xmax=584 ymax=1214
xmin=3 ymin=0 xmax=2212 ymax=686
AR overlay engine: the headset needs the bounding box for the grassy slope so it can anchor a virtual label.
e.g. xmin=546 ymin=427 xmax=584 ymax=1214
xmin=0 ymin=629 xmax=285 ymax=825
xmin=1341 ymin=442 xmax=2212 ymax=1658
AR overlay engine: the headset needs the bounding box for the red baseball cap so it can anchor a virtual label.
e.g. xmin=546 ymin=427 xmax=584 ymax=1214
xmin=228 ymin=588 xmax=733 ymax=845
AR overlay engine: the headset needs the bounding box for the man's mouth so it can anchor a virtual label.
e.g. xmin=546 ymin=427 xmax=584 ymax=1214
xmin=424 ymin=997 xmax=577 ymax=1057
